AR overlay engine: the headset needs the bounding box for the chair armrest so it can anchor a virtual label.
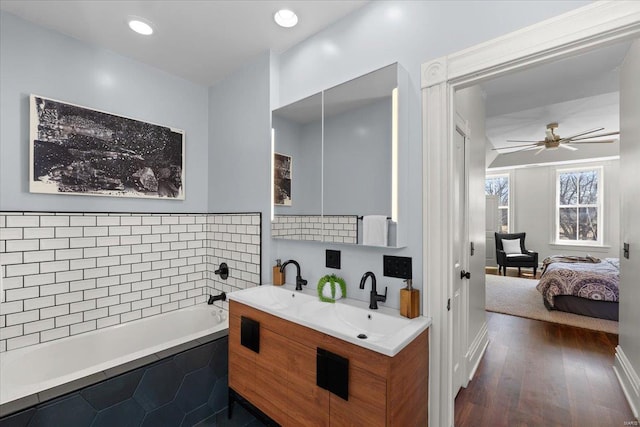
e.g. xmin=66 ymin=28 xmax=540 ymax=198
xmin=526 ymin=250 xmax=539 ymax=263
xmin=496 ymin=250 xmax=507 ymax=263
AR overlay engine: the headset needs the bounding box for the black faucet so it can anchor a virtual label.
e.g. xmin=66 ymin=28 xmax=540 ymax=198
xmin=280 ymin=260 xmax=307 ymax=291
xmin=208 ymin=292 xmax=226 ymax=304
xmin=359 ymin=271 xmax=387 ymax=310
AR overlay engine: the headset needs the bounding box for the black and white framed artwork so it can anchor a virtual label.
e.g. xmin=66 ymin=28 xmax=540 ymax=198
xmin=29 ymin=94 xmax=185 ymax=199
xmin=274 ymin=152 xmax=292 ymax=206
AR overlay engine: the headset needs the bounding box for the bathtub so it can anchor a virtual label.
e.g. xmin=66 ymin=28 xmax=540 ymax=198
xmin=0 ymin=305 xmax=228 ymax=408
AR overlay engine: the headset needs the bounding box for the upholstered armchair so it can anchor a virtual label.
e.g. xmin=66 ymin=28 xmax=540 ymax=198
xmin=494 ymin=232 xmax=538 ymax=277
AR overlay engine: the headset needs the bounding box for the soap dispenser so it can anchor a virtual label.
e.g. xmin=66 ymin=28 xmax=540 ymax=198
xmin=273 ymin=259 xmax=285 ymax=286
xmin=400 ymin=279 xmax=420 ymax=319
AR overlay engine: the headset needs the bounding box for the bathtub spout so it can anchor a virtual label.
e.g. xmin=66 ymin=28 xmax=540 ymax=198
xmin=208 ymin=292 xmax=227 ymax=304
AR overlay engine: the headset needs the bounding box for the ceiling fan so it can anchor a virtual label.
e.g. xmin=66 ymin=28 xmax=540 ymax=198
xmin=495 ymin=122 xmax=619 ymax=155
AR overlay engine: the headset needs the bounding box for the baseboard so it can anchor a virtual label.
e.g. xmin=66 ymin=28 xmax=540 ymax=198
xmin=613 ymin=345 xmax=640 ymax=420
xmin=465 ymin=322 xmax=489 ymax=386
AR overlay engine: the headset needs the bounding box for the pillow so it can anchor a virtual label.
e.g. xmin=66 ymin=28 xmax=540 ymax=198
xmin=502 ymin=238 xmax=522 ymax=255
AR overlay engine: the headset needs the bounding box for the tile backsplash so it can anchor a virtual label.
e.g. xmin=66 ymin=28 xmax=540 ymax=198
xmin=271 ymin=215 xmax=357 ymax=244
xmin=0 ymin=212 xmax=261 ymax=352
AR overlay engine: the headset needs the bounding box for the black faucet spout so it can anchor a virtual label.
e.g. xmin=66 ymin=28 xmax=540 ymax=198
xmin=359 ymin=271 xmax=387 ymax=310
xmin=281 ymin=260 xmax=307 ymax=291
xmin=208 ymin=292 xmax=226 ymax=304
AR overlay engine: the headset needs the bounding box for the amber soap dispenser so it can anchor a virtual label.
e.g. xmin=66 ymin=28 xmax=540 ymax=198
xmin=273 ymin=259 xmax=285 ymax=286
xmin=400 ymin=279 xmax=420 ymax=319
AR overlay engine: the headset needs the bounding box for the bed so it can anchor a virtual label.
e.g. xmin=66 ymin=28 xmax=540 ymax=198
xmin=536 ymin=255 xmax=619 ymax=321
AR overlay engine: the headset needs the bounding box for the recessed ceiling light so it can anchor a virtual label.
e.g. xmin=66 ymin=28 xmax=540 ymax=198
xmin=274 ymin=9 xmax=298 ymax=28
xmin=128 ymin=17 xmax=154 ymax=36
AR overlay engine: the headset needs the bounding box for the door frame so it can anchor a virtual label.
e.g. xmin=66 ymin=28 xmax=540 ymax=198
xmin=420 ymin=2 xmax=640 ymax=426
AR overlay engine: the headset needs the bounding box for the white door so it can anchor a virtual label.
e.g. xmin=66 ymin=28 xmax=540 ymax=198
xmin=617 ymin=38 xmax=640 ymax=407
xmin=452 ymin=126 xmax=468 ymax=396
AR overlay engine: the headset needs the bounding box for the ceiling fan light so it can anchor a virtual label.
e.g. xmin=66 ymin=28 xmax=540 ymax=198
xmin=545 ymin=128 xmax=553 ymax=139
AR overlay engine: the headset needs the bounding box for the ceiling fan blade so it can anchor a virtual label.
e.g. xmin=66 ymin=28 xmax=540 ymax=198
xmin=501 ymin=145 xmax=543 ymax=154
xmin=533 ymin=147 xmax=546 ymax=156
xmin=567 ymin=139 xmax=617 ymax=144
xmin=569 ymin=131 xmax=620 ymax=141
xmin=559 ymin=143 xmax=578 ymax=151
xmin=492 ymin=142 xmax=542 ymax=151
xmin=506 ymin=139 xmax=541 ymax=143
xmin=558 ymin=127 xmax=604 ymax=142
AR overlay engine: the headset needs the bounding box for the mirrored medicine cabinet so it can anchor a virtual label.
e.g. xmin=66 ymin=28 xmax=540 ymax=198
xmin=271 ymin=63 xmax=408 ymax=248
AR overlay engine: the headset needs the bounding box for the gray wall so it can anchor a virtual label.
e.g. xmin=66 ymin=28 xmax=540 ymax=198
xmin=207 ymin=52 xmax=272 ymax=282
xmin=0 ymin=12 xmax=209 ymax=213
xmin=272 ymin=0 xmax=589 ymax=309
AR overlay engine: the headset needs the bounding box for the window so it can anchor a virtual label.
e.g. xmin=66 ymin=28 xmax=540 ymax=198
xmin=485 ymin=174 xmax=509 ymax=233
xmin=556 ymin=167 xmax=602 ymax=245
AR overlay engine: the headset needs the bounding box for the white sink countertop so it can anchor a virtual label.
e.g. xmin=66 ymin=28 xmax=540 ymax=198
xmin=227 ymin=284 xmax=431 ymax=357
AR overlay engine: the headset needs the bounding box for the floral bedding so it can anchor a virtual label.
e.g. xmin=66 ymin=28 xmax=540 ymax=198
xmin=536 ymin=257 xmax=620 ymax=307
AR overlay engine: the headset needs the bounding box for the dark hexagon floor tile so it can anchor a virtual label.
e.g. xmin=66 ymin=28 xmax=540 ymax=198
xmin=91 ymin=398 xmax=145 ymax=427
xmin=207 ymin=376 xmax=228 ymax=413
xmin=81 ymin=368 xmax=144 ymax=410
xmin=133 ymin=359 xmax=183 ymax=412
xmin=209 ymin=339 xmax=228 ymax=379
xmin=0 ymin=407 xmax=36 ymax=427
xmin=28 ymin=395 xmax=96 ymax=427
xmin=174 ymin=342 xmax=215 ymax=374
xmin=140 ymin=402 xmax=183 ymax=427
xmin=175 ymin=367 xmax=217 ymax=413
xmin=180 ymin=403 xmax=215 ymax=427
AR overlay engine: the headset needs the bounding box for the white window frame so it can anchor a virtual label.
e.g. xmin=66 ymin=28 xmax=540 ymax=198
xmin=555 ymin=166 xmax=603 ymax=246
xmin=485 ymin=173 xmax=510 ymax=233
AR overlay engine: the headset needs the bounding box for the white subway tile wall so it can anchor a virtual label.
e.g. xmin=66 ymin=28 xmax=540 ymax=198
xmin=0 ymin=212 xmax=261 ymax=352
xmin=271 ymin=215 xmax=357 ymax=244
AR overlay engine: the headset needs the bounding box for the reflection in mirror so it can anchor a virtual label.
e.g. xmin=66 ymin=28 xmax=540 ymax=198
xmin=271 ymin=93 xmax=323 ymax=241
xmin=323 ymin=63 xmax=398 ymax=246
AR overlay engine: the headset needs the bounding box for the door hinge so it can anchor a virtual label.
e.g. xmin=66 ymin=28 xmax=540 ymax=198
xmin=470 ymin=242 xmax=475 ymax=256
xmin=447 ymin=298 xmax=451 ymax=311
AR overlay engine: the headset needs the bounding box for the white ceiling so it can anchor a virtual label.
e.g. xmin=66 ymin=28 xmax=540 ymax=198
xmin=482 ymin=41 xmax=631 ymax=154
xmin=0 ymin=0 xmax=369 ymax=87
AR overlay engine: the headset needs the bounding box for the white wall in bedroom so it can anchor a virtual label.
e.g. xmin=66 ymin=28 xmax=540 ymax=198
xmin=488 ymin=159 xmax=620 ymax=262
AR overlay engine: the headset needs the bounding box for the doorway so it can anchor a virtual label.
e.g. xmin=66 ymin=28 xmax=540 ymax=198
xmin=421 ymin=3 xmax=640 ymax=426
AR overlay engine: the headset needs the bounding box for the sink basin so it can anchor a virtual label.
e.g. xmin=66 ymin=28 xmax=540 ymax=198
xmin=230 ymin=285 xmax=316 ymax=311
xmin=228 ymin=285 xmax=431 ymax=356
xmin=330 ymin=304 xmax=410 ymax=340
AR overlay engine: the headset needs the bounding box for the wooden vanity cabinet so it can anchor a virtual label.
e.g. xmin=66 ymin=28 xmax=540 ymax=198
xmin=228 ymin=300 xmax=428 ymax=426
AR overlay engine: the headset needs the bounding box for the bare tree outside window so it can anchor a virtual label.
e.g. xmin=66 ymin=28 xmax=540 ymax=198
xmin=557 ymin=169 xmax=600 ymax=242
xmin=485 ymin=175 xmax=509 ymax=233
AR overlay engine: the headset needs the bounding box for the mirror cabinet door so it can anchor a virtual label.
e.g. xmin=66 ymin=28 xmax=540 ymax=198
xmin=271 ymin=63 xmax=406 ymax=247
xmin=271 ymin=93 xmax=323 ymax=241
xmin=322 ymin=63 xmax=398 ymax=246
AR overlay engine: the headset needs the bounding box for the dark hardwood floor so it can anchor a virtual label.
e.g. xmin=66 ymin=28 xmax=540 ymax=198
xmin=455 ymin=312 xmax=635 ymax=427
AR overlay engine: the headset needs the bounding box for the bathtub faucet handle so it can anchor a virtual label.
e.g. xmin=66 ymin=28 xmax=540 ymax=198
xmin=208 ymin=292 xmax=227 ymax=305
xmin=214 ymin=263 xmax=229 ymax=280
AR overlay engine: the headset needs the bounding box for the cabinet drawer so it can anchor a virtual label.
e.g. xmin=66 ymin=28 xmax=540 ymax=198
xmin=287 ymin=340 xmax=330 ymax=426
xmin=329 ymin=364 xmax=386 ymax=427
xmin=228 ymin=313 xmax=255 ymax=398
